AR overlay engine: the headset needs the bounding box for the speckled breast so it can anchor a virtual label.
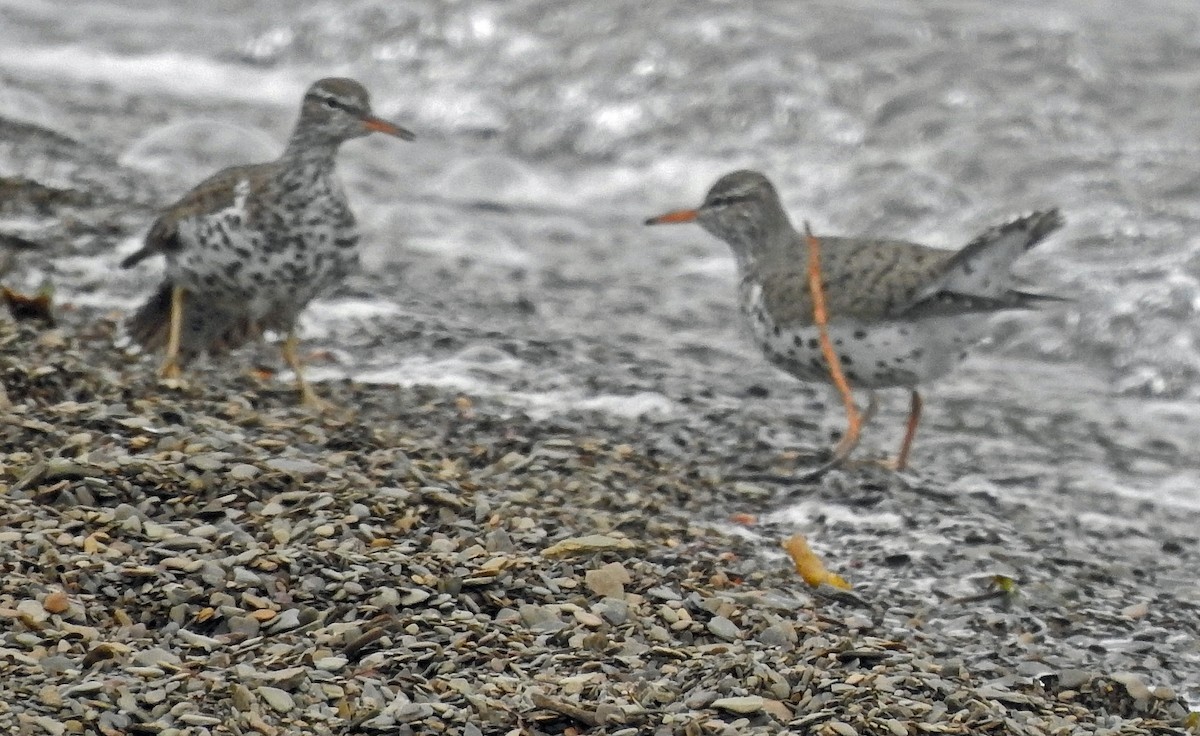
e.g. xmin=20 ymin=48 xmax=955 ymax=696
xmin=737 ymin=279 xmax=971 ymax=389
xmin=171 ymin=185 xmax=359 ymax=323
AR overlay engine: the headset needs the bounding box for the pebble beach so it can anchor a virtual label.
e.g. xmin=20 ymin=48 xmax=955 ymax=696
xmin=4 ymin=1 xmax=1200 ymax=733
xmin=2 ymin=309 xmax=1197 ymax=735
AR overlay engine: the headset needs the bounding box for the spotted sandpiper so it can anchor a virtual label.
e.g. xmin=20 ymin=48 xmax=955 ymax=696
xmin=121 ymin=77 xmax=415 ymax=408
xmin=647 ymin=169 xmax=1064 ymax=472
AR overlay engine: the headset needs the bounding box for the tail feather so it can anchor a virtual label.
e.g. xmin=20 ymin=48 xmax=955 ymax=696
xmin=126 ymin=283 xmax=174 ymax=352
xmin=1007 ymin=289 xmax=1071 ymax=306
xmin=120 ymin=248 xmax=155 ymax=269
xmin=927 ymin=209 xmax=1064 ymax=299
xmin=126 ymin=283 xmax=266 ymax=365
xmin=902 ymin=288 xmax=1070 ymax=319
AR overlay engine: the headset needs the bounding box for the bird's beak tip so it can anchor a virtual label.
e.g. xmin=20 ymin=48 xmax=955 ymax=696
xmin=645 ymin=209 xmax=699 ymax=226
xmin=363 ymin=116 xmax=416 ymax=141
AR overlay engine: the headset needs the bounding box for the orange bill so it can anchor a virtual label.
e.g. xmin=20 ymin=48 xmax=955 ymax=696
xmin=362 ymin=115 xmax=416 ymax=141
xmin=644 ymin=208 xmax=698 ymax=226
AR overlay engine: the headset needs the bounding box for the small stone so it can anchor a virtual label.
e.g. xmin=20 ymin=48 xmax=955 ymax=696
xmin=585 ymin=562 xmax=630 ymax=598
xmin=231 ymin=684 xmax=254 ymax=712
xmin=712 ymin=696 xmax=763 ymax=714
xmin=828 ymin=721 xmax=859 ymax=736
xmin=188 ymin=453 xmax=226 ymax=471
xmin=257 ymin=686 xmax=294 ymax=713
xmin=265 ymin=457 xmax=327 ymax=476
xmin=268 ymin=608 xmax=301 ymax=631
xmin=399 ymin=588 xmax=432 ymax=606
xmin=229 ymin=464 xmax=259 ymax=480
xmin=32 ymin=717 xmax=65 ymax=736
xmin=39 ymin=685 xmax=62 ymax=707
xmin=269 ymin=666 xmax=308 ymax=690
xmin=393 ymin=703 xmax=434 ymax=722
xmin=707 ymin=616 xmax=741 ymax=641
xmin=596 ymin=599 xmax=629 ymax=626
xmin=543 ymin=535 xmax=636 ymax=558
xmin=1151 ymin=685 xmax=1175 ymax=700
xmin=646 ymin=586 xmax=682 ymax=601
xmin=1110 ymin=672 xmax=1151 ymax=702
xmin=758 ymin=622 xmax=795 ymax=647
xmin=17 ymin=599 xmax=48 ymax=623
xmin=485 ymin=528 xmax=515 ymax=552
xmin=761 ymin=699 xmax=792 ymax=721
xmin=573 ymin=610 xmax=604 ymax=628
xmin=43 ymin=591 xmax=70 ymax=614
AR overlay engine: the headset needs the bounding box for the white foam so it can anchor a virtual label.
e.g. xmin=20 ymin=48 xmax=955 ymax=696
xmin=298 ymin=348 xmax=677 ymax=422
xmin=297 ymin=298 xmax=406 ymax=340
xmin=400 ymin=223 xmax=533 ymax=269
xmin=0 ymin=43 xmax=306 ymax=106
xmin=765 ymin=501 xmax=905 ymax=529
xmin=522 ymin=390 xmax=677 ymax=421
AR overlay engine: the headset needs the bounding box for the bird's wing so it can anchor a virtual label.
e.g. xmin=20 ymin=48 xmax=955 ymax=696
xmin=120 ymin=163 xmax=272 ymax=269
xmin=759 ymin=237 xmax=954 ymax=325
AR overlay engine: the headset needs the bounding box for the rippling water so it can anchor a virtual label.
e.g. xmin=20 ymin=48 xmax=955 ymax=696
xmin=3 ymin=0 xmax=1200 ymax=504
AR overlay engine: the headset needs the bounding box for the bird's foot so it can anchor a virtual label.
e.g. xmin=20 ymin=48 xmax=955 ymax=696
xmin=298 ymin=385 xmax=341 ymax=415
xmin=872 ymin=456 xmax=908 ymax=472
xmin=157 ymin=360 xmax=187 ymax=388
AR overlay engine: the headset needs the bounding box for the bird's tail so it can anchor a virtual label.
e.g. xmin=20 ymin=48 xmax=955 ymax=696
xmin=126 ymin=283 xmax=265 ymax=364
xmin=126 ymin=283 xmax=175 ymax=352
xmin=933 ymin=209 xmax=1065 ymax=298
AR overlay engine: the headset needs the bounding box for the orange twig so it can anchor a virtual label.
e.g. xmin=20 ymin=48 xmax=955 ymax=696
xmin=803 ymin=221 xmax=862 ymax=461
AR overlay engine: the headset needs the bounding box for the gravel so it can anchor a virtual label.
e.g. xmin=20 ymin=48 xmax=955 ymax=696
xmin=1 ymin=312 xmax=1197 ymax=735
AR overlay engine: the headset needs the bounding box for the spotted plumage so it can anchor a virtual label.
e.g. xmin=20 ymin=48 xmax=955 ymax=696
xmin=647 ymin=169 xmax=1064 ymax=468
xmin=122 ymin=77 xmax=415 ymax=406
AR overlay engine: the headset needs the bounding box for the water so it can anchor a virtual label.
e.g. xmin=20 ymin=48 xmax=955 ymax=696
xmin=3 ymin=0 xmax=1200 ymax=508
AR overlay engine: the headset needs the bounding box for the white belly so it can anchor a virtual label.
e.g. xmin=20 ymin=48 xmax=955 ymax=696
xmin=740 ymin=283 xmax=985 ymax=389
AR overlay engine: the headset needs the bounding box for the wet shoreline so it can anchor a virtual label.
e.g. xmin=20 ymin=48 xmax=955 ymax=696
xmin=3 ymin=6 xmax=1200 ymax=729
xmin=1 ymin=302 xmax=1197 ymax=733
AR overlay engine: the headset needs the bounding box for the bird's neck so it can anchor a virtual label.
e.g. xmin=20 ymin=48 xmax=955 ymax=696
xmin=714 ymin=224 xmax=775 ymax=278
xmin=280 ymin=126 xmax=342 ymax=171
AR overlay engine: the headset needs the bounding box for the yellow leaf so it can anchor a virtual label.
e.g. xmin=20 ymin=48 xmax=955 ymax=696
xmin=783 ymin=534 xmax=851 ymax=590
xmin=991 ymin=574 xmax=1019 ymax=595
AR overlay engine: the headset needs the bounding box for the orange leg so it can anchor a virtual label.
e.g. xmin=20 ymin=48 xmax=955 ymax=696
xmin=282 ymin=330 xmax=335 ymax=412
xmin=886 ymin=389 xmax=922 ymax=471
xmin=160 ymin=285 xmax=184 ymax=379
xmin=803 ymin=221 xmax=862 ymax=466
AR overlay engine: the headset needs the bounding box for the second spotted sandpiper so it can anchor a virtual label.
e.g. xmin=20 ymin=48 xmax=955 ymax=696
xmin=121 ymin=77 xmax=415 ymax=409
xmin=647 ymin=169 xmax=1064 ymax=472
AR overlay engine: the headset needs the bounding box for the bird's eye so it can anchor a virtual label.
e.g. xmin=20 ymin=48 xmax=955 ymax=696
xmin=322 ymin=97 xmax=338 ymax=109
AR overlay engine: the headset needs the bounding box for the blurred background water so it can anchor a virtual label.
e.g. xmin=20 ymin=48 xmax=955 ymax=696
xmin=3 ymin=0 xmax=1200 ymax=507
